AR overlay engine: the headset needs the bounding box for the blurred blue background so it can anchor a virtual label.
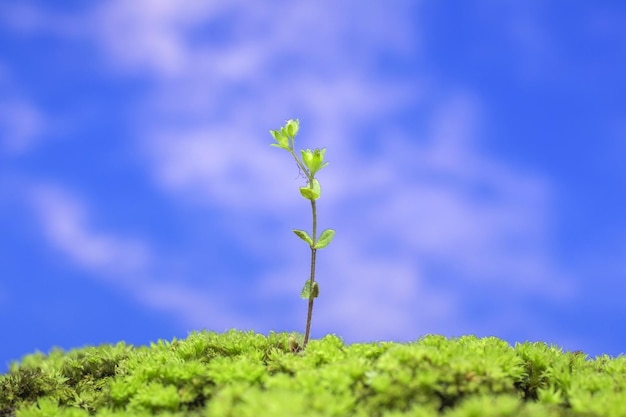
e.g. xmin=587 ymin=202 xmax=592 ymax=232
xmin=1 ymin=1 xmax=625 ymax=371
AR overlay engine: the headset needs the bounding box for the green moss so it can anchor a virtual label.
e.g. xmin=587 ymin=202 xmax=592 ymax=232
xmin=1 ymin=330 xmax=625 ymax=416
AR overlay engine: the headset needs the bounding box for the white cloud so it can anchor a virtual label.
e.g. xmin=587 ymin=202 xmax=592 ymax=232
xmin=7 ymin=1 xmax=578 ymax=343
xmin=146 ymin=125 xmax=296 ymax=208
xmin=319 ymin=94 xmax=573 ymax=294
xmin=317 ymin=244 xmax=456 ymax=341
xmin=29 ymin=185 xmax=151 ymax=275
xmin=27 ymin=184 xmax=255 ymax=330
xmin=250 ymin=92 xmax=576 ymax=342
xmin=92 ymin=0 xmax=214 ymax=77
xmin=136 ymin=281 xmax=251 ymax=330
xmin=83 ymin=1 xmax=576 ymax=340
xmin=90 ymin=1 xmax=417 ymax=79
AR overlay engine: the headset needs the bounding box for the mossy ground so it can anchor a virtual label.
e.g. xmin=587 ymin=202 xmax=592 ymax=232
xmin=1 ymin=330 xmax=625 ymax=416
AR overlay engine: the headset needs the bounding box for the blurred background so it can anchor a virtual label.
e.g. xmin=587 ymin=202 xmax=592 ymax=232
xmin=1 ymin=1 xmax=625 ymax=371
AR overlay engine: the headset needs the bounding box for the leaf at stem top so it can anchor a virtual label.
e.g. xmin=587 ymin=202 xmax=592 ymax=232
xmin=269 ymin=128 xmax=290 ymax=151
xmin=314 ymin=229 xmax=335 ymax=249
xmin=293 ymin=229 xmax=313 ymax=246
xmin=285 ymin=118 xmax=299 ymax=138
xmin=300 ymin=279 xmax=320 ymax=299
xmin=301 ymin=148 xmax=328 ymax=176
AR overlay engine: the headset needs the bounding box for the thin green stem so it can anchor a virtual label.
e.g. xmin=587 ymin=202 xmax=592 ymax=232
xmin=286 ymin=139 xmax=319 ymax=348
xmin=288 ymin=150 xmax=313 ymax=183
xmin=303 ymin=199 xmax=317 ymax=347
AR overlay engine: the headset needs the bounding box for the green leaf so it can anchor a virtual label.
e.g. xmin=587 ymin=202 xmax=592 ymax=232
xmin=269 ymin=129 xmax=291 ymax=150
xmin=300 ymin=148 xmax=328 ymax=176
xmin=285 ymin=118 xmax=299 ymax=137
xmin=299 ymin=187 xmax=318 ymax=200
xmin=314 ymin=229 xmax=335 ymax=249
xmin=299 ymin=179 xmax=321 ymax=201
xmin=293 ymin=229 xmax=313 ymax=246
xmin=300 ymin=280 xmax=320 ymax=299
xmin=270 ymin=143 xmax=290 ymax=150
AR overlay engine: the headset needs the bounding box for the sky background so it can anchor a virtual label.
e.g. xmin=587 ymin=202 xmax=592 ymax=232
xmin=1 ymin=1 xmax=625 ymax=371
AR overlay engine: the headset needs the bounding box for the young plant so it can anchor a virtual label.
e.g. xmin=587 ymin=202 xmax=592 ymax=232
xmin=270 ymin=119 xmax=335 ymax=348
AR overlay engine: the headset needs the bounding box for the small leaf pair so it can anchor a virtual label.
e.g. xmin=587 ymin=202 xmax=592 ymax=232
xmin=293 ymin=228 xmax=335 ymax=249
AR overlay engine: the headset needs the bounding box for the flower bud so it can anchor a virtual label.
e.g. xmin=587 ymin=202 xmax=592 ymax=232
xmin=301 ymin=148 xmax=328 ymax=176
xmin=285 ymin=118 xmax=299 ymax=137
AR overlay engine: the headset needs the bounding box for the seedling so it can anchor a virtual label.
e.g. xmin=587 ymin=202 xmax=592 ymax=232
xmin=270 ymin=119 xmax=335 ymax=348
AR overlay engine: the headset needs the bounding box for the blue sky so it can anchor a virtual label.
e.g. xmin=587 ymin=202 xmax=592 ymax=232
xmin=1 ymin=1 xmax=625 ymax=371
